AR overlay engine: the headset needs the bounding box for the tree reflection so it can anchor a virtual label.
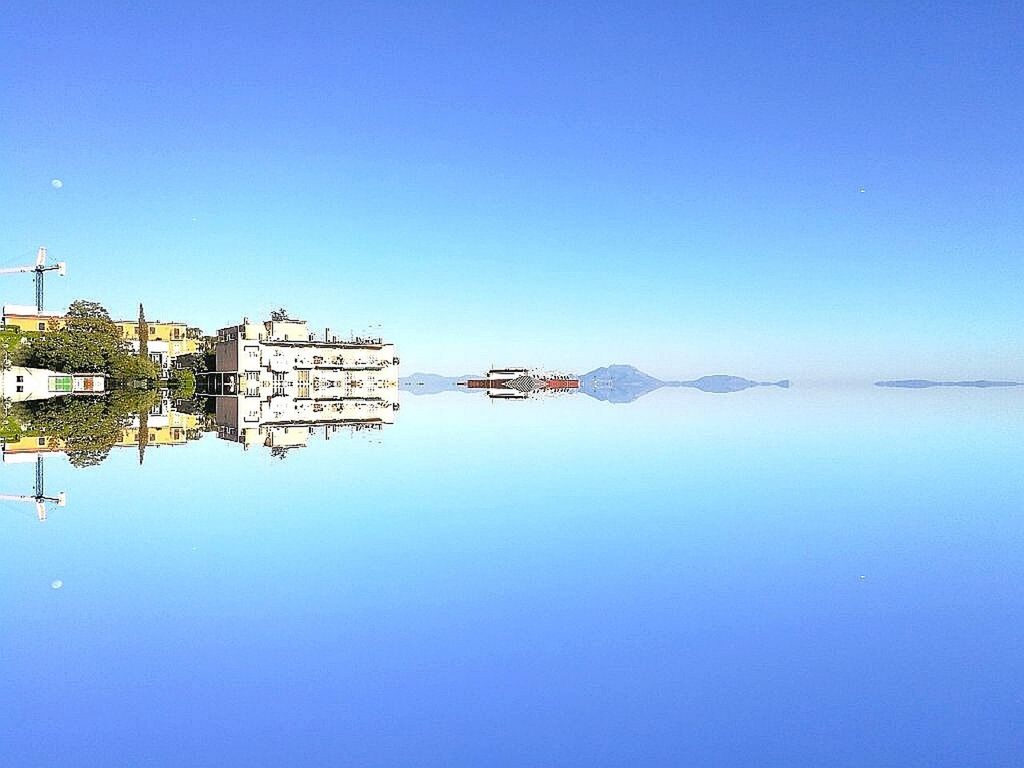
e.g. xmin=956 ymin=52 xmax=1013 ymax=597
xmin=7 ymin=389 xmax=160 ymax=467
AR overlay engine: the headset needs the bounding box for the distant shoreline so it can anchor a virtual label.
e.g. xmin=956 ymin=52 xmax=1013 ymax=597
xmin=875 ymin=380 xmax=1024 ymax=389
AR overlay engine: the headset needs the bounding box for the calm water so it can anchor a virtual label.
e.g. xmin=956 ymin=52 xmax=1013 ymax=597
xmin=2 ymin=385 xmax=1022 ymax=767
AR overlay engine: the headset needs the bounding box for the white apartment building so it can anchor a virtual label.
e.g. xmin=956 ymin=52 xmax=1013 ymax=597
xmin=213 ymin=315 xmax=399 ymax=399
xmin=211 ymin=314 xmax=399 ymax=452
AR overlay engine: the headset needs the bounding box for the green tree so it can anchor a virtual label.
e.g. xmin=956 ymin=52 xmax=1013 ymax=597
xmin=19 ymin=299 xmax=128 ymax=373
xmin=138 ymin=303 xmax=149 ymax=358
xmin=137 ymin=406 xmax=149 ymax=465
xmin=169 ymin=368 xmax=196 ymax=398
xmin=111 ymin=353 xmax=159 ymax=382
xmin=66 ymin=300 xmax=112 ymax=321
xmin=19 ymin=298 xmax=160 ymax=383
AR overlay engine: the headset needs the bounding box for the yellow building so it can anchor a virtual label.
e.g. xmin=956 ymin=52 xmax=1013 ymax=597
xmin=115 ymin=320 xmax=198 ymax=358
xmin=2 ymin=434 xmax=66 ymax=457
xmin=3 ymin=409 xmax=200 ymax=459
xmin=113 ymin=319 xmax=199 ymax=375
xmin=2 ymin=309 xmax=198 ymax=364
xmin=2 ymin=305 xmax=66 ymax=333
xmin=117 ymin=408 xmax=199 ymax=448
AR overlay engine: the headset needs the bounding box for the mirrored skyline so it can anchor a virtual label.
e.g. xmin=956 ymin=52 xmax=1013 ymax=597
xmin=2 ymin=3 xmax=1022 ymax=766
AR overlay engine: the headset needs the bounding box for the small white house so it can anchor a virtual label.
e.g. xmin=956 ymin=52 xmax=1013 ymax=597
xmin=1 ymin=366 xmax=105 ymax=402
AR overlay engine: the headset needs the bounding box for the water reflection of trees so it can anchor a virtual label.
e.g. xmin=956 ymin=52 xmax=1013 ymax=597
xmin=7 ymin=390 xmax=161 ymax=467
xmin=3 ymin=388 xmax=394 ymax=466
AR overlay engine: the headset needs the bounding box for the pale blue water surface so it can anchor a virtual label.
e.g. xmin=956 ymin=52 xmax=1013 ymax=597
xmin=2 ymin=385 xmax=1022 ymax=766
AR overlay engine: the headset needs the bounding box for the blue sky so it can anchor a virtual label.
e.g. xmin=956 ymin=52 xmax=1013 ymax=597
xmin=1 ymin=1 xmax=1021 ymax=380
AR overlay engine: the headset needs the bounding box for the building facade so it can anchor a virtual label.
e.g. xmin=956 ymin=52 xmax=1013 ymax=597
xmin=2 ymin=305 xmax=65 ymax=333
xmin=210 ymin=314 xmax=399 ymax=453
xmin=1 ymin=366 xmax=105 ymax=402
xmin=114 ymin=320 xmax=198 ymax=375
xmin=214 ymin=393 xmax=396 ymax=453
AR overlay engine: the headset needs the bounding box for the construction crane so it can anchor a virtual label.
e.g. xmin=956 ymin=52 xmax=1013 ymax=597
xmin=0 ymin=456 xmax=66 ymax=522
xmin=0 ymin=247 xmax=67 ymax=311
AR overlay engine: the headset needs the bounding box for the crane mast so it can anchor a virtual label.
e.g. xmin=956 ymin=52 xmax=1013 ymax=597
xmin=0 ymin=456 xmax=67 ymax=522
xmin=0 ymin=247 xmax=67 ymax=311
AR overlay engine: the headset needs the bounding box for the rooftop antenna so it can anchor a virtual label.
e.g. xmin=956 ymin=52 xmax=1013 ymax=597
xmin=0 ymin=456 xmax=67 ymax=522
xmin=0 ymin=247 xmax=67 ymax=311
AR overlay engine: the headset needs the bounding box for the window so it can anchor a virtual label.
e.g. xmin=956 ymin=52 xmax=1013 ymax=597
xmin=49 ymin=376 xmax=73 ymax=392
xmin=16 ymin=375 xmax=23 ymax=382
xmin=16 ymin=385 xmax=23 ymax=393
xmin=38 ymin=322 xmax=45 ymax=331
xmin=38 ymin=438 xmax=46 ymax=446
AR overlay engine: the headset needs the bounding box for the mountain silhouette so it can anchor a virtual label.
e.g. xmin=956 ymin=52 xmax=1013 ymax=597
xmin=579 ymin=365 xmax=664 ymax=402
xmin=580 ymin=365 xmax=789 ymax=403
xmin=679 ymin=375 xmax=790 ymax=393
xmin=875 ymin=379 xmax=1023 ymax=389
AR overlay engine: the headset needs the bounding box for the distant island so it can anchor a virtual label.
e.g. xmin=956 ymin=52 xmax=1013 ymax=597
xmin=875 ymin=379 xmax=1024 ymax=389
xmin=581 ymin=365 xmax=789 ymax=403
xmin=399 ymin=365 xmax=790 ymax=403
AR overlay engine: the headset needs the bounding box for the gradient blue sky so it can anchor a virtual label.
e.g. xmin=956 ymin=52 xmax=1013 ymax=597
xmin=1 ymin=2 xmax=1021 ymax=380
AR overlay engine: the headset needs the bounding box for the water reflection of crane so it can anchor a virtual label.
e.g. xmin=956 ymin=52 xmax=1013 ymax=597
xmin=0 ymin=456 xmax=66 ymax=522
xmin=0 ymin=246 xmax=67 ymax=311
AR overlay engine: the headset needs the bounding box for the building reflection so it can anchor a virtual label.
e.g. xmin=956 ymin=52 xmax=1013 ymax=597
xmin=461 ymin=368 xmax=580 ymax=400
xmin=120 ymin=396 xmax=200 ymax=450
xmin=208 ymin=313 xmax=399 ymax=455
xmin=214 ymin=393 xmax=396 ymax=454
xmin=1 ymin=393 xmax=201 ymax=462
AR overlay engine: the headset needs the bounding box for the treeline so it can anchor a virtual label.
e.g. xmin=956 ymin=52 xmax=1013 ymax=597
xmin=15 ymin=300 xmax=159 ymax=382
xmin=0 ymin=299 xmax=215 ymax=466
